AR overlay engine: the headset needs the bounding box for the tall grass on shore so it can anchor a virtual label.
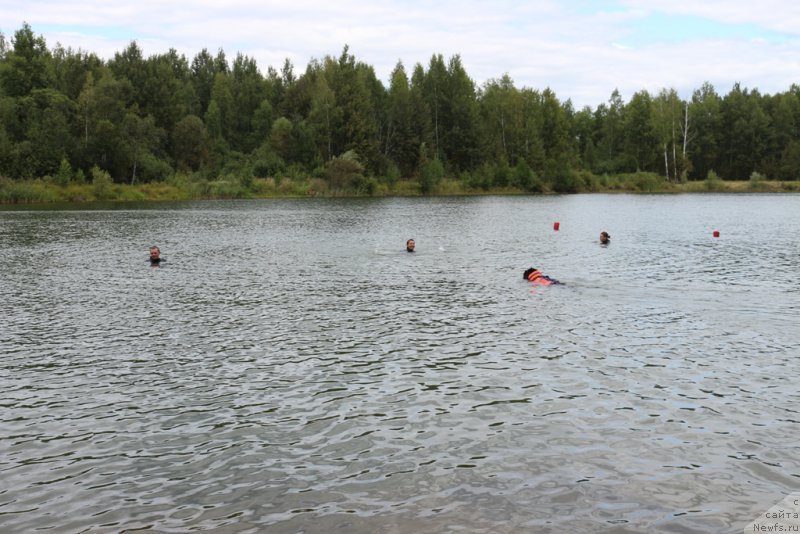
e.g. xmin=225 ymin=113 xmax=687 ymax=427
xmin=1 ymin=172 xmax=798 ymax=205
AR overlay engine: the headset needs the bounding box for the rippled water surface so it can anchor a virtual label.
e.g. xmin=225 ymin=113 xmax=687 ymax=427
xmin=2 ymin=194 xmax=799 ymax=533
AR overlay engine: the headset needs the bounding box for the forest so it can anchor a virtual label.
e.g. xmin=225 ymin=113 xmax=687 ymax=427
xmin=1 ymin=23 xmax=799 ymax=201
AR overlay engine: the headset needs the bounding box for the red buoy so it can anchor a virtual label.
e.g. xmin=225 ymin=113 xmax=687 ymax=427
xmin=553 ymin=222 xmax=560 ymax=231
xmin=713 ymin=230 xmax=720 ymax=238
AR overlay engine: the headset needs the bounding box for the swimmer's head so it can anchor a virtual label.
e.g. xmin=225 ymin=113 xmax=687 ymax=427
xmin=523 ymin=267 xmax=537 ymax=279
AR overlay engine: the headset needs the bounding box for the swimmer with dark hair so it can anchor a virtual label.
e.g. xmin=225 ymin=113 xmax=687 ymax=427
xmin=406 ymin=239 xmax=415 ymax=252
xmin=600 ymin=231 xmax=610 ymax=244
xmin=523 ymin=267 xmax=561 ymax=285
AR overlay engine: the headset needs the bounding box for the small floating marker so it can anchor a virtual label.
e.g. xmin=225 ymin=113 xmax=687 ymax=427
xmin=553 ymin=222 xmax=560 ymax=231
xmin=713 ymin=230 xmax=720 ymax=238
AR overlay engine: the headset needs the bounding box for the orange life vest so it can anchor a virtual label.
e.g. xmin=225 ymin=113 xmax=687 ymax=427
xmin=527 ymin=270 xmax=555 ymax=285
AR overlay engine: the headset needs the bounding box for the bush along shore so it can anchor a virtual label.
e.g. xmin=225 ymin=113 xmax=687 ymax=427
xmin=1 ymin=166 xmax=798 ymax=205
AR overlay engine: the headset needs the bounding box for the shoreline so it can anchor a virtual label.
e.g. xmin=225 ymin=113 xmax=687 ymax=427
xmin=1 ymin=177 xmax=798 ymax=205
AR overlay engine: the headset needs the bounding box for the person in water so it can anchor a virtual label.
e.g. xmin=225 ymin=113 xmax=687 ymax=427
xmin=406 ymin=239 xmax=415 ymax=252
xmin=148 ymin=246 xmax=163 ymax=265
xmin=600 ymin=231 xmax=611 ymax=244
xmin=523 ymin=267 xmax=561 ymax=285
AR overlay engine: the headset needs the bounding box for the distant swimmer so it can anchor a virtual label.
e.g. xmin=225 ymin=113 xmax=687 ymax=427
xmin=148 ymin=245 xmax=163 ymax=266
xmin=600 ymin=231 xmax=611 ymax=244
xmin=523 ymin=267 xmax=561 ymax=285
xmin=406 ymin=239 xmax=415 ymax=253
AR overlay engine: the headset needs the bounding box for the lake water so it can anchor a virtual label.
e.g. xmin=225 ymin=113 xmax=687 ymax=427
xmin=1 ymin=194 xmax=799 ymax=533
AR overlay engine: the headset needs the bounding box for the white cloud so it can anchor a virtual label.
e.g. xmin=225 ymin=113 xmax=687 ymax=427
xmin=2 ymin=0 xmax=799 ymax=108
xmin=620 ymin=0 xmax=800 ymax=34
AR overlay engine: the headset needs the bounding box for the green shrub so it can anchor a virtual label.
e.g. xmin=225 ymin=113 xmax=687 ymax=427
xmin=632 ymin=172 xmax=662 ymax=192
xmin=781 ymin=181 xmax=800 ymax=191
xmin=705 ymin=169 xmax=724 ymax=191
xmin=493 ymin=160 xmax=511 ymax=188
xmin=252 ymin=151 xmax=285 ymax=178
xmin=511 ymin=159 xmax=533 ymax=190
xmin=749 ymin=171 xmax=767 ymax=191
xmin=467 ymin=164 xmax=493 ymax=190
xmin=382 ymin=163 xmax=401 ymax=187
xmin=420 ymin=158 xmax=445 ymax=194
xmin=54 ymin=158 xmax=73 ymax=186
xmin=326 ymin=151 xmax=364 ymax=189
xmin=549 ymin=167 xmax=580 ymax=193
xmin=91 ymin=166 xmax=114 ymax=200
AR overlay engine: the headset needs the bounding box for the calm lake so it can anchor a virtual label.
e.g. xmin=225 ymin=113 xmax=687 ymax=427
xmin=1 ymin=194 xmax=799 ymax=533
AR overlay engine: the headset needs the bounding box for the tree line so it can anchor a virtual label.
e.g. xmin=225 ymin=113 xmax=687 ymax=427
xmin=1 ymin=23 xmax=799 ymax=195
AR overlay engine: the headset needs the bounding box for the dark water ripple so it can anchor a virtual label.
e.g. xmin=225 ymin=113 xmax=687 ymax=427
xmin=1 ymin=195 xmax=799 ymax=533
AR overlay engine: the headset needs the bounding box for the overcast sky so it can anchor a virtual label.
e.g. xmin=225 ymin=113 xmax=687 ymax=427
xmin=2 ymin=0 xmax=799 ymax=109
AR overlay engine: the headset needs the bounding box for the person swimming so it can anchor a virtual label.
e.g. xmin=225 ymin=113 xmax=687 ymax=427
xmin=406 ymin=239 xmax=415 ymax=252
xmin=523 ymin=267 xmax=561 ymax=285
xmin=600 ymin=231 xmax=611 ymax=244
xmin=148 ymin=245 xmax=163 ymax=266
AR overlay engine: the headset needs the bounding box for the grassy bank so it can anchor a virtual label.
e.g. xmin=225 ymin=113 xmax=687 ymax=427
xmin=1 ymin=172 xmax=798 ymax=205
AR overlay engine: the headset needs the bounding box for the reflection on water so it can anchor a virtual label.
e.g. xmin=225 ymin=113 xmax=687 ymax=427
xmin=1 ymin=194 xmax=799 ymax=533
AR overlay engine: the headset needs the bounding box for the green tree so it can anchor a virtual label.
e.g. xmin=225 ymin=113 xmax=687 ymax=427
xmin=307 ymin=64 xmax=338 ymax=162
xmin=653 ymin=88 xmax=683 ymax=181
xmin=409 ymin=63 xmax=433 ymax=172
xmin=517 ymin=88 xmax=546 ymax=174
xmin=571 ymin=105 xmax=597 ymax=171
xmin=441 ymin=55 xmax=481 ymax=171
xmin=480 ymin=74 xmax=518 ymax=164
xmin=142 ymin=49 xmax=192 ymax=137
xmin=385 ymin=61 xmax=419 ymax=177
xmin=0 ymin=122 xmax=12 ymax=176
xmin=270 ymin=117 xmax=294 ymax=163
xmin=623 ymin=90 xmax=658 ymax=172
xmin=688 ymin=82 xmax=721 ymax=180
xmin=208 ymin=71 xmax=235 ymax=145
xmin=230 ymin=52 xmax=267 ymax=152
xmin=79 ymin=72 xmax=132 ymax=178
xmin=328 ymin=46 xmax=380 ymax=172
xmin=595 ymin=89 xmax=626 ymax=172
xmin=540 ymin=88 xmax=574 ymax=183
xmin=422 ymin=54 xmax=447 ymax=161
xmin=191 ymin=48 xmax=220 ymax=115
xmin=719 ymin=84 xmax=770 ymax=179
xmin=51 ymin=45 xmax=104 ymax=100
xmin=779 ymin=140 xmax=800 ymax=179
xmin=172 ymin=114 xmax=208 ymax=171
xmin=251 ymin=99 xmax=274 ymax=147
xmin=108 ymin=41 xmax=147 ymax=101
xmin=121 ymin=112 xmax=164 ymax=184
xmin=0 ymin=23 xmax=54 ymax=97
xmin=20 ymin=88 xmax=77 ymax=177
xmin=761 ymin=90 xmax=800 ymax=178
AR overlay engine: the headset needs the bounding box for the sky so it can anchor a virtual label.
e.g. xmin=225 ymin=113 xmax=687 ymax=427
xmin=2 ymin=0 xmax=800 ymax=109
